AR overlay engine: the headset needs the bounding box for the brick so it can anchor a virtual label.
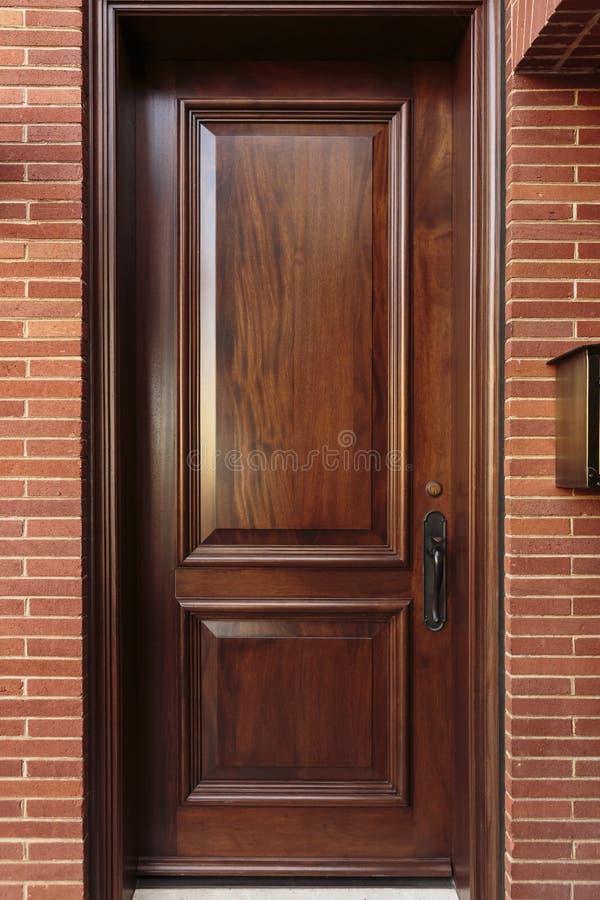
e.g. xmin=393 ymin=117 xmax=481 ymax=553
xmin=0 ymin=243 xmax=25 ymax=259
xmin=576 ymin=761 xmax=600 ymax=778
xmin=28 ymin=241 xmax=81 ymax=260
xmin=27 ymin=842 xmax=83 ymax=861
xmin=511 ymin=886 xmax=571 ymax=900
xmin=511 ymin=90 xmax=576 ymax=107
xmin=0 ymin=9 xmax=23 ymax=26
xmin=507 ymin=556 xmax=570 ymax=576
xmin=0 ymin=87 xmax=23 ymax=103
xmin=512 ymin=821 xmax=600 ymax=840
xmin=28 ymin=202 xmax=82 ymax=220
xmin=26 ymin=520 xmax=82 ymax=538
xmin=509 ymin=240 xmax=576 ymax=259
xmin=0 ymin=68 xmax=82 ymax=88
xmin=576 ymin=282 xmax=600 ymax=298
xmin=0 ymin=52 xmax=25 ymax=74
xmin=0 ymin=340 xmax=81 ymax=357
xmin=0 ymin=145 xmax=81 ymax=165
xmin=508 ymin=517 xmax=571 ymax=536
xmin=510 ymin=758 xmax=573 ymax=778
xmin=27 ymin=281 xmax=82 ymax=298
xmin=26 ymin=638 xmax=82 ymax=660
xmin=26 ymin=399 xmax=82 ymax=418
xmin=511 ymin=221 xmax=600 ymax=240
xmin=510 ymin=183 xmax=600 ymax=201
xmin=0 ymin=817 xmax=80 ymax=838
xmin=0 ymin=841 xmax=25 ymax=859
xmin=0 ymin=521 xmax=23 ymax=538
xmin=1 ymin=109 xmax=81 ymax=127
xmin=26 ymin=719 xmax=82 ymax=740
xmin=2 ymin=30 xmax=81 ymax=50
xmin=26 ymin=320 xmax=82 ymax=338
xmin=510 ymin=127 xmax=577 ymax=145
xmin=578 ymin=128 xmax=600 ymax=144
xmin=510 ymin=800 xmax=572 ymax=820
xmin=506 ymin=598 xmax=572 ymax=617
xmin=574 ymin=719 xmax=600 ymax=737
xmin=0 ymin=125 xmax=23 ymax=142
xmin=26 ymin=480 xmax=82 ymax=499
xmin=508 ymin=202 xmax=574 ymax=221
xmin=511 ymin=862 xmax=600 ymax=880
xmin=511 ymin=147 xmax=600 ymax=164
xmin=575 ymin=676 xmax=600 ymax=694
xmin=574 ymin=800 xmax=600 ymax=818
xmin=511 ymin=840 xmax=572 ymax=859
xmin=511 ymin=695 xmax=600 ymax=716
xmin=0 ymin=886 xmax=23 ymax=900
xmin=26 ymin=886 xmax=84 ymax=900
xmin=25 ymin=9 xmax=82 ymax=28
xmin=514 ymin=109 xmax=600 ymax=127
xmin=0 ymin=731 xmax=80 ymax=756
xmin=25 ymin=87 xmax=80 ymax=105
xmin=0 ymin=863 xmax=83 ymax=882
xmin=510 ymin=164 xmax=575 ymax=182
xmin=1 ymin=380 xmax=83 ymax=399
xmin=509 ymin=617 xmax=600 ymax=636
xmin=511 ymin=657 xmax=600 ymax=676
xmin=577 ymin=166 xmax=600 ymax=182
xmin=0 ymin=720 xmax=25 ymax=737
xmin=1 ymin=418 xmax=82 ymax=438
xmin=27 ymin=163 xmax=82 ymax=182
xmin=27 ymin=48 xmax=81 ymax=68
xmin=509 ymin=676 xmax=572 ymax=695
xmin=510 ymin=717 xmax=573 ymax=737
xmin=574 ymin=887 xmax=600 ymax=900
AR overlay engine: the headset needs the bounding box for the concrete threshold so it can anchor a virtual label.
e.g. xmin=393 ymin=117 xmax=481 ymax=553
xmin=133 ymin=888 xmax=459 ymax=899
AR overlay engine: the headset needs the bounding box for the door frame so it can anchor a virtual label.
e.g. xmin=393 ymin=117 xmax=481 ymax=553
xmin=87 ymin=2 xmax=503 ymax=898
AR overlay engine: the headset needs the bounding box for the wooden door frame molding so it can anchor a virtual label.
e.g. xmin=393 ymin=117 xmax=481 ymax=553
xmin=87 ymin=2 xmax=502 ymax=898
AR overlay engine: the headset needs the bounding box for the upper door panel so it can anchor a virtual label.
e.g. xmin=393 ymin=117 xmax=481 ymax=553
xmin=182 ymin=105 xmax=409 ymax=564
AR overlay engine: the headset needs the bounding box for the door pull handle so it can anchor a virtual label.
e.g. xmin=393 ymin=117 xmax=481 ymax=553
xmin=424 ymin=511 xmax=447 ymax=632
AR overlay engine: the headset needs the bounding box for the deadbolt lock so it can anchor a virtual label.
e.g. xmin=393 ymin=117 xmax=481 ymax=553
xmin=425 ymin=480 xmax=443 ymax=497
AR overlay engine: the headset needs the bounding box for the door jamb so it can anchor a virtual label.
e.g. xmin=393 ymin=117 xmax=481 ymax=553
xmin=87 ymin=3 xmax=503 ymax=897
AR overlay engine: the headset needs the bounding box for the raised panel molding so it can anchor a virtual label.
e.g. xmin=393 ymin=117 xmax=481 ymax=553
xmin=181 ymin=599 xmax=410 ymax=806
xmin=179 ymin=101 xmax=410 ymax=566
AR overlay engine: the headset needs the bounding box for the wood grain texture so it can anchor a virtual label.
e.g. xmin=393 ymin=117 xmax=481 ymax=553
xmin=450 ymin=21 xmax=474 ymax=897
xmin=183 ymin=106 xmax=408 ymax=563
xmin=142 ymin=57 xmax=453 ymax=871
xmin=136 ymin=856 xmax=453 ymax=877
xmin=216 ymin=127 xmax=372 ymax=530
xmin=184 ymin=601 xmax=408 ymax=805
xmin=89 ymin=5 xmax=502 ymax=899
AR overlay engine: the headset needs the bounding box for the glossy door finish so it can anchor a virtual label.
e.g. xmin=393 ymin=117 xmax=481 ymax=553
xmin=133 ymin=58 xmax=456 ymax=877
xmin=184 ymin=106 xmax=406 ymax=563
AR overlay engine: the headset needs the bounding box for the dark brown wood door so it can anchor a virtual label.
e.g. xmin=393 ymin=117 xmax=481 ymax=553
xmin=133 ymin=57 xmax=457 ymax=878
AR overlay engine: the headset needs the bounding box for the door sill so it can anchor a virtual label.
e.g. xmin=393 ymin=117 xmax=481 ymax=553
xmin=133 ymin=889 xmax=458 ymax=899
xmin=137 ymin=860 xmax=452 ymax=879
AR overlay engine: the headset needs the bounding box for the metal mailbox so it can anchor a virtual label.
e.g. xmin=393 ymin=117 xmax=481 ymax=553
xmin=549 ymin=343 xmax=600 ymax=489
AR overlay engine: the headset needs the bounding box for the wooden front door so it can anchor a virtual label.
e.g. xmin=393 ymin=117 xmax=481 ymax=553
xmin=132 ymin=55 xmax=459 ymax=878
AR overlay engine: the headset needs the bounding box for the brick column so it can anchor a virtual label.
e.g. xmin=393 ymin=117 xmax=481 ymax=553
xmin=0 ymin=3 xmax=85 ymax=899
xmin=506 ymin=4 xmax=600 ymax=897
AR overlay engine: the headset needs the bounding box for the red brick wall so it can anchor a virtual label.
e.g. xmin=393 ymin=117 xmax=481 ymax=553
xmin=0 ymin=1 xmax=85 ymax=898
xmin=506 ymin=4 xmax=600 ymax=898
xmin=512 ymin=0 xmax=600 ymax=74
xmin=511 ymin=0 xmax=561 ymax=70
